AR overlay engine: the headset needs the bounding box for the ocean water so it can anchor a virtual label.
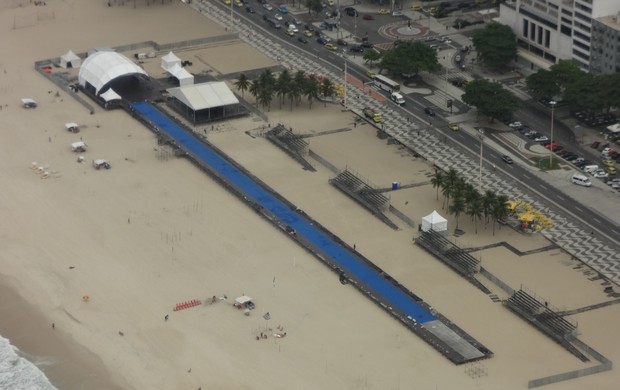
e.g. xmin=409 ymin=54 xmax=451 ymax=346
xmin=0 ymin=334 xmax=57 ymax=390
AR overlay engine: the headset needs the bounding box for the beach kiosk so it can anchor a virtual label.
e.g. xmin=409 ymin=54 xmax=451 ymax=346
xmin=65 ymin=122 xmax=80 ymax=133
xmin=21 ymin=98 xmax=37 ymax=109
xmin=71 ymin=141 xmax=86 ymax=153
xmin=234 ymin=295 xmax=255 ymax=310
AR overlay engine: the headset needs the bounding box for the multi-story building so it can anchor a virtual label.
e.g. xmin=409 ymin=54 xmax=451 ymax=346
xmin=590 ymin=14 xmax=620 ymax=75
xmin=499 ymin=0 xmax=620 ymax=73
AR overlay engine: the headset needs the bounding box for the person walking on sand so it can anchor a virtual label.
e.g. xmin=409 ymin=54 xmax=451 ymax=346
xmin=165 ymin=314 xmax=169 ymax=321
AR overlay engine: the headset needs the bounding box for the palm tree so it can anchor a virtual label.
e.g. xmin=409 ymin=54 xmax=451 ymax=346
xmin=304 ymin=75 xmax=320 ymax=109
xmin=482 ymin=190 xmax=497 ymax=226
xmin=275 ymin=70 xmax=291 ymax=109
xmin=466 ymin=196 xmax=484 ymax=234
xmin=249 ymin=79 xmax=260 ymax=108
xmin=257 ymin=85 xmax=274 ymax=111
xmin=441 ymin=168 xmax=459 ymax=209
xmin=234 ymin=73 xmax=250 ymax=98
xmin=430 ymin=170 xmax=444 ymax=200
xmin=491 ymin=194 xmax=509 ymax=235
xmin=290 ymin=71 xmax=306 ymax=109
xmin=449 ymin=195 xmax=466 ymax=230
xmin=320 ymin=78 xmax=336 ymax=107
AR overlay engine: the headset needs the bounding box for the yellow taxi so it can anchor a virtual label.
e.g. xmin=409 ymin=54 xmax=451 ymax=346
xmin=410 ymin=4 xmax=422 ymax=11
xmin=324 ymin=43 xmax=338 ymax=51
xmin=607 ymin=166 xmax=617 ymax=175
xmin=234 ymin=0 xmax=243 ymax=7
xmin=303 ymin=30 xmax=313 ymax=38
xmin=448 ymin=123 xmax=460 ymax=131
xmin=367 ymin=69 xmax=376 ymax=78
xmin=222 ymin=0 xmax=230 ymax=5
xmin=602 ymin=159 xmax=615 ymax=168
xmin=378 ymin=8 xmax=390 ymax=15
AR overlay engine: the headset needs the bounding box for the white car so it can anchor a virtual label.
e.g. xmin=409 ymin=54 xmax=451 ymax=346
xmin=607 ymin=178 xmax=620 ymax=186
xmin=262 ymin=3 xmax=273 ymax=10
xmin=274 ymin=13 xmax=283 ymax=20
xmin=534 ymin=136 xmax=549 ymax=142
xmin=508 ymin=121 xmax=523 ymax=128
xmin=592 ymin=170 xmax=609 ymax=178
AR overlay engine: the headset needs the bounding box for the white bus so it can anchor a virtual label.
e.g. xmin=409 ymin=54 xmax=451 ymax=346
xmin=373 ymin=74 xmax=400 ymax=93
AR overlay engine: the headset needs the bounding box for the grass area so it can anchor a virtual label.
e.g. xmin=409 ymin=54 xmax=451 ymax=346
xmin=531 ymin=156 xmax=561 ymax=170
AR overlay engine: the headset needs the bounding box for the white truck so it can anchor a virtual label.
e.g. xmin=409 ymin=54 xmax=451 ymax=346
xmin=390 ymin=92 xmax=405 ymax=106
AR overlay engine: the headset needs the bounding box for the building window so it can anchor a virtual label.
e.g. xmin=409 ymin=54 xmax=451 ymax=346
xmin=560 ymin=25 xmax=571 ymax=36
xmin=545 ymin=30 xmax=550 ymax=48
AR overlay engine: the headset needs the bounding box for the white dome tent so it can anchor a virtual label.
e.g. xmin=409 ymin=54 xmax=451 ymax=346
xmin=78 ymin=51 xmax=148 ymax=95
xmin=421 ymin=210 xmax=448 ymax=234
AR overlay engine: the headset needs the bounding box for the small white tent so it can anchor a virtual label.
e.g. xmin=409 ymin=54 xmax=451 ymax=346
xmin=60 ymin=50 xmax=81 ymax=69
xmin=161 ymin=51 xmax=182 ymax=71
xmin=167 ymin=63 xmax=194 ymax=86
xmin=421 ymin=210 xmax=448 ymax=233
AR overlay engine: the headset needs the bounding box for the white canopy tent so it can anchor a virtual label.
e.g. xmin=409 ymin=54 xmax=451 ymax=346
xmin=71 ymin=141 xmax=86 ymax=152
xmin=167 ymin=63 xmax=194 ymax=86
xmin=65 ymin=122 xmax=79 ymax=133
xmin=60 ymin=50 xmax=81 ymax=68
xmin=167 ymin=81 xmax=238 ymax=110
xmin=606 ymin=123 xmax=620 ymax=134
xmin=100 ymin=88 xmax=122 ymax=102
xmin=21 ymin=98 xmax=37 ymax=108
xmin=421 ymin=210 xmax=448 ymax=233
xmin=161 ymin=51 xmax=182 ymax=70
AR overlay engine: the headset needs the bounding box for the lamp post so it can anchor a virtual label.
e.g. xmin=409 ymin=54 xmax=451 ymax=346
xmin=343 ymin=50 xmax=348 ymax=109
xmin=478 ymin=129 xmax=485 ymax=192
xmin=549 ymin=100 xmax=557 ymax=168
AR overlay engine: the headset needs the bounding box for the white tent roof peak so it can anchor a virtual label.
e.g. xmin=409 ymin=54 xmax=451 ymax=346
xmin=100 ymin=88 xmax=122 ymax=102
xmin=421 ymin=210 xmax=448 ymax=232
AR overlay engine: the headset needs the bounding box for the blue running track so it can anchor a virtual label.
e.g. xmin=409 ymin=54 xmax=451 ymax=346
xmin=133 ymin=101 xmax=435 ymax=323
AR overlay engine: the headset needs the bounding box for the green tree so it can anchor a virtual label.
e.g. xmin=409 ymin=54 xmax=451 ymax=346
xmin=466 ymin=194 xmax=484 ymax=234
xmin=597 ymin=73 xmax=620 ymax=113
xmin=249 ymin=79 xmax=260 ymax=107
xmin=379 ymin=40 xmax=440 ymax=77
xmin=449 ymin=195 xmax=466 ymax=230
xmin=363 ymin=49 xmax=382 ymax=65
xmin=440 ymin=168 xmax=459 ymax=210
xmin=306 ymin=0 xmax=323 ymax=15
xmin=491 ymin=194 xmax=509 ymax=235
xmin=234 ymin=73 xmax=250 ymax=98
xmin=320 ymin=77 xmax=336 ymax=107
xmin=525 ymin=69 xmax=559 ymax=100
xmin=482 ymin=190 xmax=497 ymax=225
xmin=472 ymin=22 xmax=517 ymax=70
xmin=462 ymin=79 xmax=520 ymax=123
xmin=275 ymin=70 xmax=291 ymax=109
xmin=288 ymin=71 xmax=306 ymax=110
xmin=430 ymin=170 xmax=444 ymax=200
xmin=563 ymin=73 xmax=601 ymax=112
xmin=304 ymin=74 xmax=320 ymax=109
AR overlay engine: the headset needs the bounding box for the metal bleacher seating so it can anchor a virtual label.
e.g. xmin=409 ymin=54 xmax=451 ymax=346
xmin=265 ymin=125 xmax=314 ymax=171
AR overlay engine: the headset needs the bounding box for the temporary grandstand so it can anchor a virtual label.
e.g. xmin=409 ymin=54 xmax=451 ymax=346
xmin=504 ymin=289 xmax=586 ymax=361
xmin=329 ymin=169 xmax=398 ymax=230
xmin=265 ymin=124 xmax=315 ymax=171
xmin=416 ymin=230 xmax=489 ymax=293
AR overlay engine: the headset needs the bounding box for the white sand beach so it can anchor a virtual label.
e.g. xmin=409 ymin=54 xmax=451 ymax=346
xmin=0 ymin=1 xmax=619 ymax=389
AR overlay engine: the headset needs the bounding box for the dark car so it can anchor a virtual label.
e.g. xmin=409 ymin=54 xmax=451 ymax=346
xmin=344 ymin=7 xmax=358 ymax=16
xmin=424 ymin=107 xmax=435 ymax=116
xmin=337 ymin=38 xmax=348 ymax=46
xmin=360 ymin=41 xmax=373 ymax=48
xmin=501 ymin=155 xmax=514 ymax=164
xmin=305 ymin=24 xmax=315 ymax=32
xmin=349 ymin=45 xmax=364 ymax=53
xmin=316 ymin=37 xmax=328 ymax=45
xmin=245 ymin=6 xmax=255 ymax=12
xmin=298 ymin=36 xmax=308 ymax=44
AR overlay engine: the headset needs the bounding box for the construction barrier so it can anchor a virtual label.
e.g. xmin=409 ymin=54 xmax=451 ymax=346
xmin=173 ymin=299 xmax=202 ymax=312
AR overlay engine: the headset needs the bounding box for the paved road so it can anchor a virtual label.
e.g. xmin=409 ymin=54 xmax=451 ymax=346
xmin=192 ymin=0 xmax=620 ymax=284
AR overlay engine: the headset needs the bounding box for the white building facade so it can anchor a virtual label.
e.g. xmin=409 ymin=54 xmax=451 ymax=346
xmin=499 ymin=0 xmax=620 ymax=72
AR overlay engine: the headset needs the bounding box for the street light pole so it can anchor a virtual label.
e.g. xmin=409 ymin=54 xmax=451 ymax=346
xmin=549 ymin=100 xmax=557 ymax=168
xmin=343 ymin=51 xmax=348 ymax=109
xmin=478 ymin=129 xmax=485 ymax=192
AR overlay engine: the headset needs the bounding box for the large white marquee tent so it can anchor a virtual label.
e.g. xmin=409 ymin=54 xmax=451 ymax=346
xmin=78 ymin=51 xmax=148 ymax=95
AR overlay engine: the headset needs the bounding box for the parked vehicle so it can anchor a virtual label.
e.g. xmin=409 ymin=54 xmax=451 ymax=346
xmin=534 ymin=136 xmax=549 ymax=142
xmin=424 ymin=107 xmax=435 ymax=116
xmin=501 ymin=155 xmax=514 ymax=164
xmin=363 ymin=107 xmax=382 ymax=123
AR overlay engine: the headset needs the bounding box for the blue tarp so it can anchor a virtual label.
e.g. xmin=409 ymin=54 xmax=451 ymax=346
xmin=133 ymin=101 xmax=435 ymax=323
